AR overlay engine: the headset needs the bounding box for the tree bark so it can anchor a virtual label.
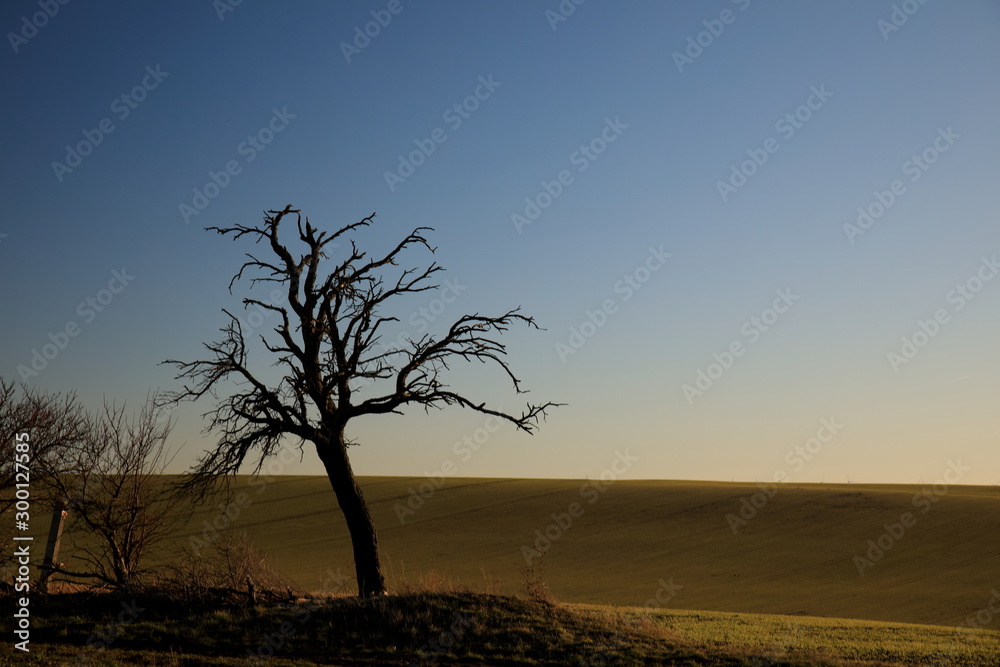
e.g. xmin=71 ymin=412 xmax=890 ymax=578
xmin=317 ymin=432 xmax=386 ymax=597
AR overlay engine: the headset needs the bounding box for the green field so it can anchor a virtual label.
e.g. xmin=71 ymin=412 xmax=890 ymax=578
xmin=8 ymin=476 xmax=1000 ymax=665
xmin=159 ymin=476 xmax=1000 ymax=628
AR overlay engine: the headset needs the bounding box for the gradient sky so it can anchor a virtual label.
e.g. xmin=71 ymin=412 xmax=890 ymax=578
xmin=2 ymin=1 xmax=998 ymax=485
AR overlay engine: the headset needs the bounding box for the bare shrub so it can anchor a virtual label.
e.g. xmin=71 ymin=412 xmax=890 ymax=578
xmin=480 ymin=566 xmax=502 ymax=596
xmin=519 ymin=554 xmax=555 ymax=605
xmin=48 ymin=395 xmax=185 ymax=592
xmin=159 ymin=527 xmax=295 ymax=603
xmin=0 ymin=378 xmax=88 ymax=512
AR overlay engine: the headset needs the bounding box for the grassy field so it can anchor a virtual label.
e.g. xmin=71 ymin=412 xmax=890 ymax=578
xmin=6 ymin=591 xmax=999 ymax=666
xmin=144 ymin=476 xmax=1000 ymax=628
xmin=7 ymin=476 xmax=1000 ymax=665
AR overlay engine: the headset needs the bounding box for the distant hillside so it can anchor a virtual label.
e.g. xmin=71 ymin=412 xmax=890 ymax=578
xmin=47 ymin=476 xmax=1000 ymax=627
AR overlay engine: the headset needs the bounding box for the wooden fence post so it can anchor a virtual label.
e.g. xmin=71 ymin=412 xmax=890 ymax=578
xmin=38 ymin=499 xmax=67 ymax=594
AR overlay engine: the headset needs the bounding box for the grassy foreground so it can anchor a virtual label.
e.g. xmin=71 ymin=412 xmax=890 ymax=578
xmin=4 ymin=591 xmax=999 ymax=666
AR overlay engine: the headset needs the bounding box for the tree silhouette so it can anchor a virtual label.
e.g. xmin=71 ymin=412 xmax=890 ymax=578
xmin=163 ymin=205 xmax=559 ymax=597
xmin=0 ymin=379 xmax=87 ymax=513
xmin=47 ymin=396 xmax=183 ymax=591
xmin=1 ymin=382 xmax=182 ymax=590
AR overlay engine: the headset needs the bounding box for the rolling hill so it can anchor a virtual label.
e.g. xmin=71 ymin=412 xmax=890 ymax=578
xmin=163 ymin=476 xmax=1000 ymax=628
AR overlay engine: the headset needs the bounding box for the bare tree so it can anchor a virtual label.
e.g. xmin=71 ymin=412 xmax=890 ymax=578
xmin=163 ymin=205 xmax=560 ymax=597
xmin=1 ymin=380 xmax=88 ymax=582
xmin=47 ymin=396 xmax=182 ymax=591
xmin=0 ymin=378 xmax=88 ymax=512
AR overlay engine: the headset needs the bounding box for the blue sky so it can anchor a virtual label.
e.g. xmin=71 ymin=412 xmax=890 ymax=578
xmin=2 ymin=1 xmax=998 ymax=485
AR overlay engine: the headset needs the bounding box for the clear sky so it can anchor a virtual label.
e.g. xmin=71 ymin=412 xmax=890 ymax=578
xmin=2 ymin=1 xmax=998 ymax=485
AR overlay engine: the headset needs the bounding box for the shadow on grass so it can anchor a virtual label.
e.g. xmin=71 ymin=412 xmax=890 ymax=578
xmin=9 ymin=588 xmax=837 ymax=666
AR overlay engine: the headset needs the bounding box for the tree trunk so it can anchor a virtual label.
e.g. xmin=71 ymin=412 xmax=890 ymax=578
xmin=317 ymin=432 xmax=386 ymax=597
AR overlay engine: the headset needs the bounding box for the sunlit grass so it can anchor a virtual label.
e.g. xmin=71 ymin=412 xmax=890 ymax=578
xmin=7 ymin=592 xmax=999 ymax=666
